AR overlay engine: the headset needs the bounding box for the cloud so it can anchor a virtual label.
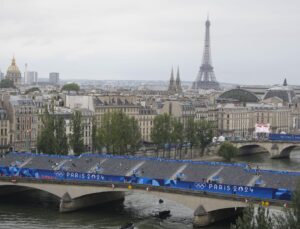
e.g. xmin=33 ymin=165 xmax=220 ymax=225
xmin=0 ymin=0 xmax=299 ymax=85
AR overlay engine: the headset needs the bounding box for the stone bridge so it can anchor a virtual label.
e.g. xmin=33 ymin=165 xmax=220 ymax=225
xmin=233 ymin=141 xmax=300 ymax=158
xmin=210 ymin=141 xmax=300 ymax=159
xmin=0 ymin=178 xmax=252 ymax=227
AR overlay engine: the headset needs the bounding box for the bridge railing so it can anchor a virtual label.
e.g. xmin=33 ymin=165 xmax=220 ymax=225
xmin=0 ymin=165 xmax=291 ymax=202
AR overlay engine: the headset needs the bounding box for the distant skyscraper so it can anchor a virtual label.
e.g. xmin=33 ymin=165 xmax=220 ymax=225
xmin=192 ymin=17 xmax=220 ymax=90
xmin=49 ymin=72 xmax=59 ymax=85
xmin=24 ymin=63 xmax=38 ymax=85
xmin=25 ymin=71 xmax=38 ymax=85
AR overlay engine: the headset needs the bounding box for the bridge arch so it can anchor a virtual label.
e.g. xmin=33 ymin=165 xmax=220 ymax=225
xmin=279 ymin=145 xmax=300 ymax=158
xmin=237 ymin=143 xmax=270 ymax=155
xmin=0 ymin=184 xmax=61 ymax=199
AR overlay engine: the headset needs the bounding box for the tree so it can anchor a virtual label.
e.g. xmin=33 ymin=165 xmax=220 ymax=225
xmin=37 ymin=107 xmax=56 ymax=154
xmin=61 ymin=83 xmax=80 ymax=92
xmin=231 ymin=205 xmax=273 ymax=229
xmin=218 ymin=141 xmax=238 ymax=162
xmin=70 ymin=110 xmax=85 ymax=155
xmin=127 ymin=116 xmax=141 ymax=153
xmin=54 ymin=117 xmax=69 ymax=155
xmin=171 ymin=118 xmax=184 ymax=158
xmin=185 ymin=118 xmax=197 ymax=158
xmin=274 ymin=182 xmax=300 ymax=228
xmin=231 ymin=204 xmax=255 ymax=229
xmin=195 ymin=120 xmax=214 ymax=155
xmin=151 ymin=114 xmax=172 ymax=157
xmin=96 ymin=111 xmax=141 ymax=155
xmin=0 ymin=79 xmax=15 ymax=88
xmin=232 ymin=182 xmax=300 ymax=229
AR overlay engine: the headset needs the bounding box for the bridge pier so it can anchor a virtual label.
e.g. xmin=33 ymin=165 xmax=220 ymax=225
xmin=193 ymin=205 xmax=243 ymax=227
xmin=59 ymin=191 xmax=125 ymax=212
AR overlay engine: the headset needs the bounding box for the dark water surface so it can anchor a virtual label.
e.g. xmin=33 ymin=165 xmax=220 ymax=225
xmin=0 ymin=191 xmax=230 ymax=229
xmin=0 ymin=151 xmax=299 ymax=229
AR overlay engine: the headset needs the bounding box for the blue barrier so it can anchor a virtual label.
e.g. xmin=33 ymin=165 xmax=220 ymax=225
xmin=269 ymin=133 xmax=300 ymax=142
xmin=0 ymin=165 xmax=292 ymax=201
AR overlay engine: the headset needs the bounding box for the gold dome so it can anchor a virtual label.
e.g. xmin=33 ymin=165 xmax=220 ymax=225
xmin=7 ymin=57 xmax=21 ymax=74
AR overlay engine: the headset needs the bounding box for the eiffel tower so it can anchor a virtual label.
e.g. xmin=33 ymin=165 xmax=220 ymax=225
xmin=192 ymin=17 xmax=220 ymax=90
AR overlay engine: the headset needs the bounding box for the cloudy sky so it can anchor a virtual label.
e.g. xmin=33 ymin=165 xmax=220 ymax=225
xmin=0 ymin=0 xmax=299 ymax=85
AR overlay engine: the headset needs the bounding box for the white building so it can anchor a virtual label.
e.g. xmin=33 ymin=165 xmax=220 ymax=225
xmin=24 ymin=71 xmax=38 ymax=85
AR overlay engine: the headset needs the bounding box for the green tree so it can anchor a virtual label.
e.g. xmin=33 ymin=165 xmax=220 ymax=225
xmin=0 ymin=79 xmax=15 ymax=88
xmin=171 ymin=118 xmax=184 ymax=158
xmin=231 ymin=205 xmax=273 ymax=229
xmin=151 ymin=114 xmax=172 ymax=157
xmin=218 ymin=141 xmax=238 ymax=162
xmin=96 ymin=111 xmax=141 ymax=155
xmin=70 ymin=110 xmax=85 ymax=155
xmin=37 ymin=107 xmax=56 ymax=154
xmin=185 ymin=118 xmax=197 ymax=158
xmin=231 ymin=204 xmax=255 ymax=229
xmin=195 ymin=120 xmax=214 ymax=155
xmin=127 ymin=116 xmax=141 ymax=153
xmin=54 ymin=117 xmax=69 ymax=155
xmin=61 ymin=83 xmax=80 ymax=92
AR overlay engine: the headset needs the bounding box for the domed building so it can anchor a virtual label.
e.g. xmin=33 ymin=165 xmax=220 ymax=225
xmin=263 ymin=79 xmax=296 ymax=104
xmin=217 ymin=87 xmax=260 ymax=104
xmin=5 ymin=57 xmax=22 ymax=86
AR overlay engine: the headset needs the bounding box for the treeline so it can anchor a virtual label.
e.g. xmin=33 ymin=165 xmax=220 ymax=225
xmin=151 ymin=114 xmax=214 ymax=157
xmin=37 ymin=111 xmax=214 ymax=156
xmin=37 ymin=110 xmax=141 ymax=155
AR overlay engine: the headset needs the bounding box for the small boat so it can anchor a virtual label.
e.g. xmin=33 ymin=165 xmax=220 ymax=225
xmin=119 ymin=222 xmax=134 ymax=229
xmin=155 ymin=210 xmax=171 ymax=219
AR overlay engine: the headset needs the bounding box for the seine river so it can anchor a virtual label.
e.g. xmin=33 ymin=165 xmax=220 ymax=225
xmin=0 ymin=151 xmax=299 ymax=229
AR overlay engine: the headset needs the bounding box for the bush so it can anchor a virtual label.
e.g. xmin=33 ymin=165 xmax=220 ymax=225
xmin=61 ymin=83 xmax=80 ymax=92
xmin=218 ymin=141 xmax=238 ymax=162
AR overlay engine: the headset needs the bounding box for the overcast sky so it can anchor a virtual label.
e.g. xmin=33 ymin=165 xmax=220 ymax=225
xmin=0 ymin=0 xmax=299 ymax=85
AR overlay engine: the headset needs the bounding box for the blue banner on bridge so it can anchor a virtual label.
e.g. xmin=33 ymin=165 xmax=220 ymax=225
xmin=0 ymin=165 xmax=291 ymax=201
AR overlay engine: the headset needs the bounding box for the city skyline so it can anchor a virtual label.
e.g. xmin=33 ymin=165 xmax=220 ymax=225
xmin=0 ymin=0 xmax=299 ymax=85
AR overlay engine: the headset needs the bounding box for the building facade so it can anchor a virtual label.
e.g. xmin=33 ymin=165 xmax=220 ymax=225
xmin=0 ymin=108 xmax=10 ymax=154
xmin=3 ymin=96 xmax=38 ymax=151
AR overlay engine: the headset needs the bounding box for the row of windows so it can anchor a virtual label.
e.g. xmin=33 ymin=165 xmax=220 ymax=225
xmin=96 ymin=108 xmax=139 ymax=113
xmin=0 ymin=129 xmax=8 ymax=136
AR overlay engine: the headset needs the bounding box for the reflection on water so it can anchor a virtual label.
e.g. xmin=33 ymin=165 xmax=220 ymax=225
xmin=0 ymin=151 xmax=299 ymax=229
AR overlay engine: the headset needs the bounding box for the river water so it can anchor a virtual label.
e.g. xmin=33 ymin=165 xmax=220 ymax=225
xmin=0 ymin=151 xmax=299 ymax=229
